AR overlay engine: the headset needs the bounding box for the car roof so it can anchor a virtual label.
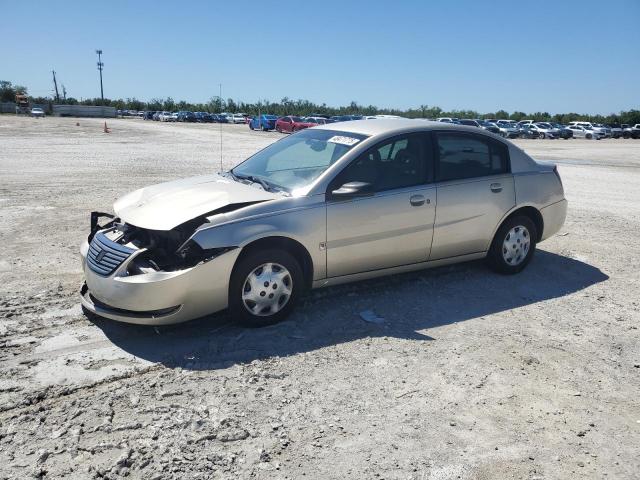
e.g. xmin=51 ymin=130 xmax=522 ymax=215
xmin=313 ymin=118 xmax=487 ymax=137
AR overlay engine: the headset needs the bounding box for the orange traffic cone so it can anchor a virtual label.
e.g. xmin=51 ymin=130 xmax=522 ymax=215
xmin=103 ymin=121 xmax=110 ymax=133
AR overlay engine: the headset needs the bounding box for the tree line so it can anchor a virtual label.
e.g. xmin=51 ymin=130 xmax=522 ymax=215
xmin=2 ymin=80 xmax=639 ymax=125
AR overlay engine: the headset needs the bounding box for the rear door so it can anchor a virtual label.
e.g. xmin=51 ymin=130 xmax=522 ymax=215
xmin=430 ymin=131 xmax=515 ymax=260
xmin=326 ymin=133 xmax=436 ymax=277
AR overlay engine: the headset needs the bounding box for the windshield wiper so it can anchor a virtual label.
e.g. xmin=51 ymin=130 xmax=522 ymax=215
xmin=230 ymin=171 xmax=273 ymax=192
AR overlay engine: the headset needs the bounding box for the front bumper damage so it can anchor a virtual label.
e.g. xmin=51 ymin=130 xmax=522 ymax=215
xmin=79 ymin=231 xmax=241 ymax=325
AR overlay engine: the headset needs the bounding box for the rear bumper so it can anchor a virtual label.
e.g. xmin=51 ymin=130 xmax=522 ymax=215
xmin=80 ymin=240 xmax=241 ymax=325
xmin=540 ymin=199 xmax=567 ymax=241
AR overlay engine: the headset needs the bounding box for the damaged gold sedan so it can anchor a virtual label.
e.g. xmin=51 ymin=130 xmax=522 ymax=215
xmin=81 ymin=120 xmax=566 ymax=326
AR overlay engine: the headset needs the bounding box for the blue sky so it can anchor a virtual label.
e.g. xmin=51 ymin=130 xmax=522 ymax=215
xmin=2 ymin=0 xmax=638 ymax=114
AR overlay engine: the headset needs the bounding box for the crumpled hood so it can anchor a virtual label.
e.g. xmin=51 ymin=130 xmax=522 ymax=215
xmin=113 ymin=173 xmax=277 ymax=230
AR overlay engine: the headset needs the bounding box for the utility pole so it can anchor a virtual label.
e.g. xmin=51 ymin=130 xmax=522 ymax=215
xmin=219 ymin=83 xmax=223 ymax=172
xmin=62 ymin=85 xmax=67 ymax=101
xmin=96 ymin=49 xmax=104 ymax=103
xmin=51 ymin=70 xmax=60 ymax=102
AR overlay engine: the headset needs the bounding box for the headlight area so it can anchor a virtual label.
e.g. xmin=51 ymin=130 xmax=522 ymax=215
xmin=127 ymin=241 xmax=236 ymax=275
xmin=118 ymin=218 xmax=236 ymax=275
xmin=89 ymin=218 xmax=237 ymax=277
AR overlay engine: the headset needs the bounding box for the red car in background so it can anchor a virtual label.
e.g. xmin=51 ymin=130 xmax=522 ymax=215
xmin=275 ymin=116 xmax=316 ymax=133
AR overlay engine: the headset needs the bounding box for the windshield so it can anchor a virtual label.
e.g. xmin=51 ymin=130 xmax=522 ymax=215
xmin=232 ymin=129 xmax=368 ymax=193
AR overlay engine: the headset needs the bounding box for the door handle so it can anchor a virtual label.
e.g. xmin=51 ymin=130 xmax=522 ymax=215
xmin=490 ymin=183 xmax=502 ymax=193
xmin=410 ymin=194 xmax=426 ymax=206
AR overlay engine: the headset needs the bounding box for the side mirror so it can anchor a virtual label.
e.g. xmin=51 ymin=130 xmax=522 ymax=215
xmin=330 ymin=181 xmax=373 ymax=199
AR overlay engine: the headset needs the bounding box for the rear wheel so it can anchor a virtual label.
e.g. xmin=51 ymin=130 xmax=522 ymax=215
xmin=229 ymin=249 xmax=304 ymax=327
xmin=586 ymin=133 xmax=592 ymax=139
xmin=487 ymin=215 xmax=537 ymax=274
xmin=539 ymin=132 xmax=545 ymax=139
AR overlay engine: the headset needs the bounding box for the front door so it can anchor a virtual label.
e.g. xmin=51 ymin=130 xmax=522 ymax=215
xmin=326 ymin=133 xmax=436 ymax=277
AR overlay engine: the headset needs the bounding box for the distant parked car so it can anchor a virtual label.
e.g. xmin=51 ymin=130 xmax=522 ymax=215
xmin=30 ymin=107 xmax=45 ymax=118
xmin=565 ymin=125 xmax=603 ymax=140
xmin=158 ymin=111 xmax=174 ymax=122
xmin=496 ymin=120 xmax=519 ymax=128
xmin=622 ymin=124 xmax=640 ymax=139
xmin=530 ymin=123 xmax=559 ymax=139
xmin=606 ymin=124 xmax=623 ymax=138
xmin=517 ymin=120 xmax=535 ymax=126
xmin=249 ymin=114 xmax=278 ymax=131
xmin=177 ymin=111 xmax=196 ymax=122
xmin=304 ymin=117 xmax=333 ymax=126
xmin=142 ymin=111 xmax=155 ymax=120
xmin=495 ymin=124 xmax=520 ymax=139
xmin=231 ymin=114 xmax=246 ymax=124
xmin=458 ymin=119 xmax=480 ymax=127
xmin=551 ymin=123 xmax=573 ymax=139
xmin=329 ymin=115 xmax=363 ymax=122
xmin=275 ymin=116 xmax=315 ymax=133
xmin=478 ymin=120 xmax=501 ymax=134
xmin=518 ymin=124 xmax=541 ymax=139
xmin=436 ymin=117 xmax=460 ymax=123
xmin=193 ymin=112 xmax=208 ymax=123
xmin=568 ymin=122 xmax=609 ymax=138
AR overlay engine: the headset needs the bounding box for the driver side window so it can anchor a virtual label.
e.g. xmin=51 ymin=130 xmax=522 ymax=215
xmin=334 ymin=133 xmax=430 ymax=192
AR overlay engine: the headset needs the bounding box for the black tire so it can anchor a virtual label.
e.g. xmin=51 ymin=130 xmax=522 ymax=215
xmin=586 ymin=133 xmax=592 ymax=139
xmin=486 ymin=215 xmax=537 ymax=274
xmin=249 ymin=123 xmax=254 ymax=130
xmin=229 ymin=249 xmax=304 ymax=327
xmin=539 ymin=132 xmax=545 ymax=139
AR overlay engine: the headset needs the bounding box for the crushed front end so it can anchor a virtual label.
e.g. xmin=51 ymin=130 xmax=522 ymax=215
xmin=80 ymin=214 xmax=240 ymax=325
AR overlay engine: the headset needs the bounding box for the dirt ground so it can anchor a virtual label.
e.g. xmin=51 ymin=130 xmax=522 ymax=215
xmin=0 ymin=116 xmax=638 ymax=480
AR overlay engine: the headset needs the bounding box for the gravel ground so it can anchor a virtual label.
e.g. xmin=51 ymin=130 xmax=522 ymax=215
xmin=0 ymin=116 xmax=638 ymax=479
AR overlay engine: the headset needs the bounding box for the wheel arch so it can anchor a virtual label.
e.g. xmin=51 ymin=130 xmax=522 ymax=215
xmin=496 ymin=206 xmax=544 ymax=242
xmin=235 ymin=236 xmax=314 ymax=290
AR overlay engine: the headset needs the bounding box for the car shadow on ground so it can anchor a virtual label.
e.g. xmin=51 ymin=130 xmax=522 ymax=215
xmin=89 ymin=250 xmax=608 ymax=370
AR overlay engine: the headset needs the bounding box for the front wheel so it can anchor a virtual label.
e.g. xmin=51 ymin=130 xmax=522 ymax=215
xmin=486 ymin=216 xmax=537 ymax=274
xmin=229 ymin=249 xmax=304 ymax=327
xmin=586 ymin=133 xmax=592 ymax=139
xmin=539 ymin=132 xmax=545 ymax=139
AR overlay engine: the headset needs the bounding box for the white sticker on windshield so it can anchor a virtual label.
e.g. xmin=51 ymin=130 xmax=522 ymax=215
xmin=327 ymin=135 xmax=361 ymax=146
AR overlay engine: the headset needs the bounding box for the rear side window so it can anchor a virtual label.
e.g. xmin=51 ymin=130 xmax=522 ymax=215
xmin=435 ymin=132 xmax=509 ymax=182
